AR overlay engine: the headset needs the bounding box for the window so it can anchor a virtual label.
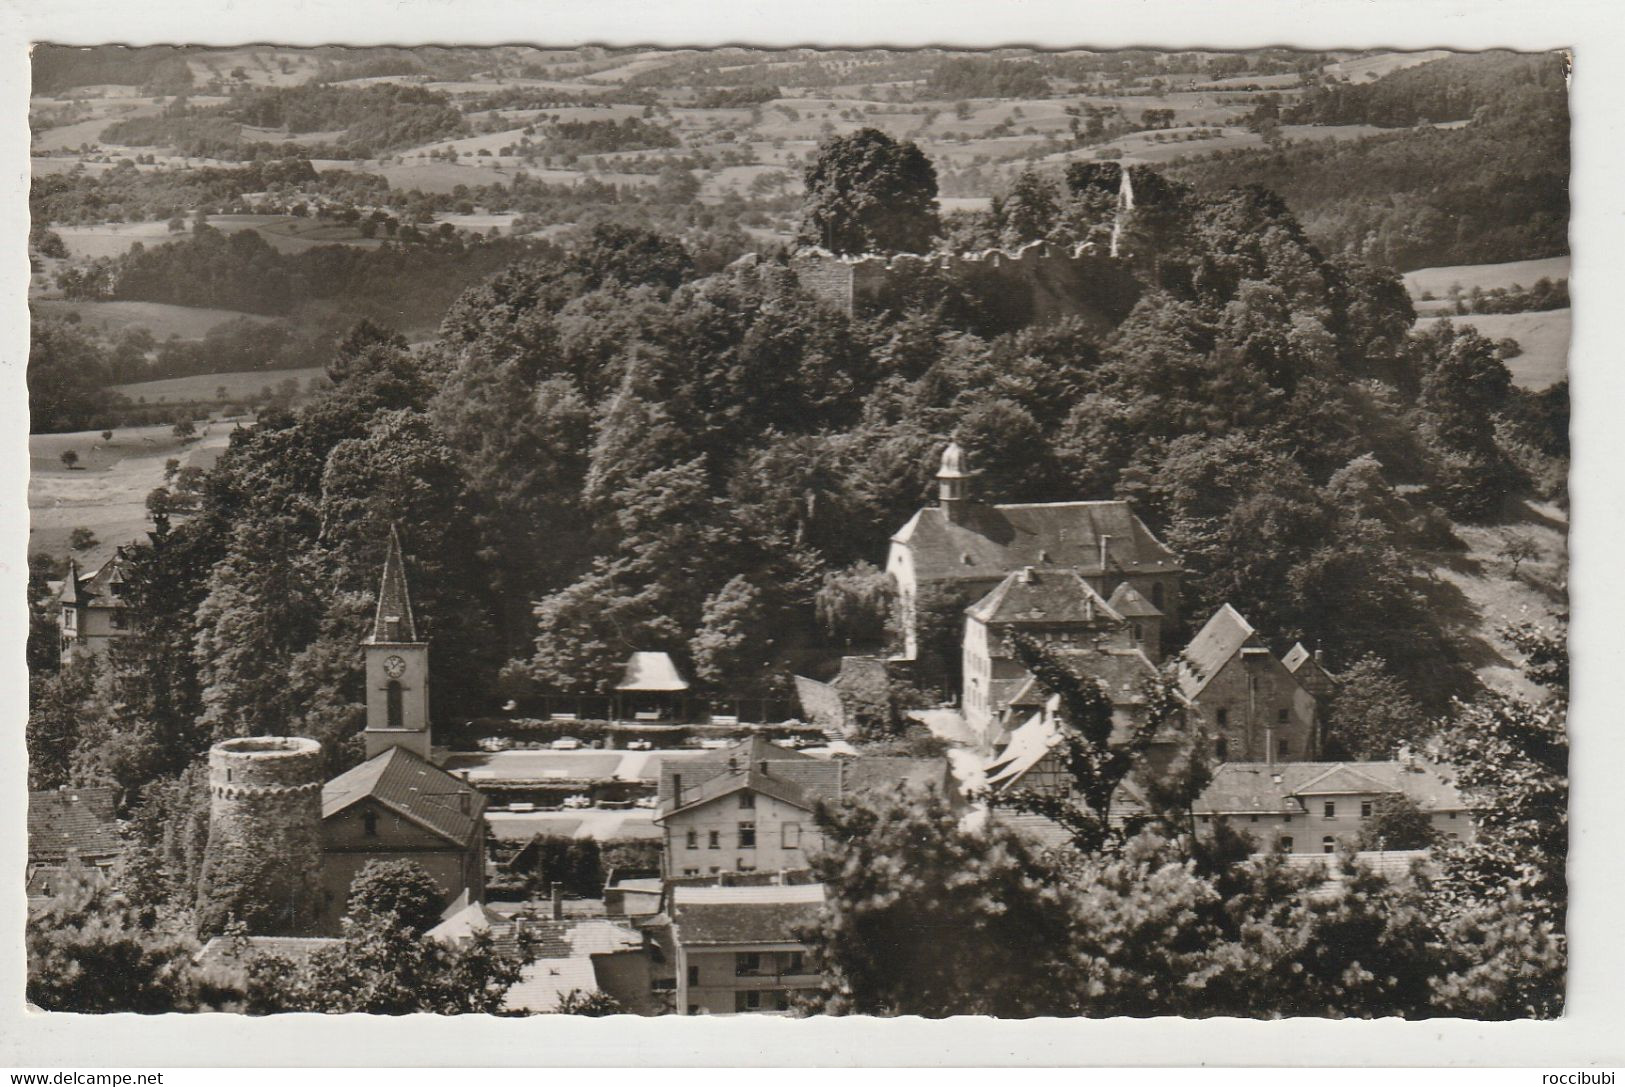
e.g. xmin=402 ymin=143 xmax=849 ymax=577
xmin=1132 ymin=622 xmax=1143 ymax=643
xmin=1277 ymin=708 xmax=1289 ymax=725
xmin=1322 ymin=836 xmax=1336 ymax=853
xmin=736 ymin=952 xmax=761 ymax=976
xmin=738 ymin=822 xmax=756 ymax=849
xmin=708 ymin=830 xmax=719 ymax=850
xmin=1283 ymin=814 xmax=1293 ymax=823
xmin=1279 ymin=836 xmax=1294 ymax=852
xmin=709 ymin=866 xmax=720 ymax=875
xmin=738 ymin=793 xmax=755 ymax=810
xmin=782 ymin=822 xmax=801 ymax=849
xmin=784 ymin=951 xmax=805 ymax=975
xmin=1151 ymin=583 xmax=1164 ymax=608
xmin=682 ymin=868 xmax=699 ymax=877
xmin=685 ymin=828 xmax=698 ymax=850
xmin=1278 ymin=738 xmax=1290 ymax=757
xmin=362 ymin=809 xmax=379 ymax=837
xmin=1323 ymin=801 xmax=1336 ymax=818
xmin=1360 ymin=800 xmax=1373 ymax=818
xmin=61 ymin=608 xmax=76 ymax=629
xmin=1216 ymin=708 xmax=1229 ymax=728
xmin=1215 ymin=738 xmax=1228 ymax=761
xmin=1198 ymin=815 xmax=1209 ymax=824
xmin=1249 ymin=814 xmax=1259 ymax=823
xmin=1449 ymin=812 xmax=1458 ymax=820
xmin=687 ymin=965 xmax=699 ymax=987
xmin=687 ymin=1005 xmax=699 ymax=1016
xmin=110 ymin=609 xmax=128 ymax=630
xmin=735 ymin=990 xmax=763 ymax=1012
xmin=386 ymin=680 xmax=404 ymax=729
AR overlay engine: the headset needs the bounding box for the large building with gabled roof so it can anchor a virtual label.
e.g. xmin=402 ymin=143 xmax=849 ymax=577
xmin=888 ymin=442 xmax=1181 ymax=661
xmin=654 ymin=736 xmax=948 ymax=879
xmin=1177 ymin=604 xmax=1319 ymax=763
xmin=56 ymin=550 xmax=136 ymax=661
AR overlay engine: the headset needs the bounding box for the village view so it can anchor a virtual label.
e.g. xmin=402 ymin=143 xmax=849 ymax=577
xmin=24 ymin=44 xmax=1569 ymax=1019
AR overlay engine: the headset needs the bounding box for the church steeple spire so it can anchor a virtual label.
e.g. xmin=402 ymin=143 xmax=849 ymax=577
xmin=363 ymin=526 xmax=431 ymax=761
xmin=370 ymin=524 xmax=419 ymax=644
xmin=938 ymin=441 xmax=972 ymax=524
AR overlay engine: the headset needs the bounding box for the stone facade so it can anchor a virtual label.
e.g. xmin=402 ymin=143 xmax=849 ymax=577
xmin=789 ymin=240 xmax=1141 ymax=330
xmin=196 ymin=736 xmax=326 ymax=937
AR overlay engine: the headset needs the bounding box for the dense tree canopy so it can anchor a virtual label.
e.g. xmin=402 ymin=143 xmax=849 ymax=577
xmin=797 ymin=128 xmax=940 ymax=255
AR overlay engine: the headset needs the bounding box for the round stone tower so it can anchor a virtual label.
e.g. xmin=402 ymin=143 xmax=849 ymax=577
xmin=195 ymin=736 xmax=325 ymax=938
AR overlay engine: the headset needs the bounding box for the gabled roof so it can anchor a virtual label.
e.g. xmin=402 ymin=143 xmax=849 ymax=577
xmin=1177 ymin=604 xmax=1260 ymax=699
xmin=967 ymin=567 xmax=1123 ymax=626
xmin=1106 ymin=581 xmax=1163 ymax=618
xmin=323 ymin=746 xmax=485 ymax=846
xmin=1193 ymin=760 xmax=1469 ymax=815
xmin=1283 ymin=643 xmax=1338 ymax=690
xmin=657 ymin=740 xmax=946 ymax=819
xmin=670 ymin=883 xmax=826 ymax=946
xmin=60 ymin=552 xmax=132 ymax=608
xmin=28 ymin=786 xmax=123 ymax=862
xmin=984 ymin=712 xmax=1060 ymax=790
xmin=370 ymin=525 xmax=420 ymax=644
xmin=446 ymin=917 xmax=642 ymax=1013
xmin=893 ymin=501 xmax=1181 ymax=583
xmin=616 ymin=651 xmax=689 ymax=692
xmin=1055 ymin=646 xmax=1162 ymax=707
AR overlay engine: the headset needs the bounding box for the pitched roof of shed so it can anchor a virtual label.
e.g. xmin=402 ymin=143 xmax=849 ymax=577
xmin=616 ymin=651 xmax=689 ymax=692
xmin=28 ymin=786 xmax=123 ymax=862
xmin=894 ymin=501 xmax=1180 ymax=583
xmin=967 ymin=567 xmax=1123 ymax=626
xmin=323 ymin=746 xmax=485 ymax=846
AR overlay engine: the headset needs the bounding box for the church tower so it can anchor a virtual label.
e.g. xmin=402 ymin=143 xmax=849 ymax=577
xmin=363 ymin=526 xmax=431 ymax=761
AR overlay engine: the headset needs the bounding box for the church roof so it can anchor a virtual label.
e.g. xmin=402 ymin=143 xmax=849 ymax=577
xmin=616 ymin=651 xmax=689 ymax=692
xmin=370 ymin=525 xmax=419 ymax=644
xmin=893 ymin=501 xmax=1180 ymax=583
xmin=323 ymin=746 xmax=485 ymax=846
xmin=967 ymin=567 xmax=1124 ymax=626
xmin=1177 ymin=604 xmax=1260 ymax=699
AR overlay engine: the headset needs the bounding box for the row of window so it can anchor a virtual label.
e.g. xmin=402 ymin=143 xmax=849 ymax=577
xmin=1213 ymin=737 xmax=1292 ymax=760
xmin=1200 ymin=805 xmax=1461 ymax=823
xmin=682 ymin=822 xmax=803 ymax=851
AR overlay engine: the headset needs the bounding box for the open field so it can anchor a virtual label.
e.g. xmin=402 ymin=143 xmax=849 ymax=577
xmin=1322 ymin=50 xmax=1454 ymax=83
xmin=54 ymin=220 xmax=179 ymax=261
xmin=1404 ymin=255 xmax=1571 ymax=300
xmin=29 ymin=420 xmax=241 ymax=567
xmin=111 ymin=366 xmax=328 ymax=406
xmin=1414 ymin=309 xmax=1570 ymax=390
xmin=1422 ymin=500 xmax=1567 ymax=702
xmin=32 ymin=299 xmax=279 ymax=341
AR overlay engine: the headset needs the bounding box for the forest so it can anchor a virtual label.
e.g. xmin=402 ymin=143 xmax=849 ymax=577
xmin=1168 ymin=53 xmax=1568 ymax=270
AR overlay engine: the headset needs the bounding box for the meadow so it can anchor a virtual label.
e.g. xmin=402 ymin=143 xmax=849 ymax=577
xmin=110 ymin=365 xmax=328 ymax=406
xmin=1403 ymin=255 xmax=1571 ymax=300
xmin=31 ymin=299 xmax=279 ymax=341
xmin=1414 ymin=308 xmax=1570 ymax=390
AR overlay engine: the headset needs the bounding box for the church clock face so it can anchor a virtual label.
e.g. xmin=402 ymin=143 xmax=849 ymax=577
xmin=383 ymin=654 xmax=407 ymax=679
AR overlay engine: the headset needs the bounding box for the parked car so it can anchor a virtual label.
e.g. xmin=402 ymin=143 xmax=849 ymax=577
xmin=508 ymin=802 xmax=535 ymax=813
xmin=634 ymin=795 xmax=658 ymax=809
xmin=779 ymin=736 xmax=806 ymax=749
xmin=699 ymin=738 xmax=732 ymax=750
xmin=626 ymin=739 xmax=654 ymax=751
xmin=562 ymin=795 xmax=591 ymax=809
xmin=550 ymin=737 xmax=583 ymax=750
xmin=477 ymin=736 xmax=514 ymax=752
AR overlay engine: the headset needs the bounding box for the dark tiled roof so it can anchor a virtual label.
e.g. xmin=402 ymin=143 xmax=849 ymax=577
xmin=657 ymin=736 xmax=818 ymax=807
xmin=323 ymin=746 xmax=485 ymax=846
xmin=1177 ymin=604 xmax=1258 ymax=699
xmin=894 ymin=502 xmax=1181 ymax=583
xmin=967 ymin=567 xmax=1123 ymax=626
xmin=1193 ymin=760 xmax=1469 ymax=815
xmin=1283 ymin=643 xmax=1338 ymax=692
xmin=370 ymin=525 xmax=419 ymax=644
xmin=195 ymin=936 xmax=341 ymax=970
xmin=670 ymin=884 xmax=826 ymax=946
xmin=1106 ymin=581 xmax=1163 ymax=618
xmin=1055 ymin=647 xmax=1160 ymax=707
xmin=27 ymin=787 xmax=123 ymax=862
xmin=658 ymin=743 xmax=948 ymax=818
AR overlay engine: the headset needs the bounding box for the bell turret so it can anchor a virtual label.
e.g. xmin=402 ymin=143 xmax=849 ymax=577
xmin=938 ymin=442 xmax=972 ymax=525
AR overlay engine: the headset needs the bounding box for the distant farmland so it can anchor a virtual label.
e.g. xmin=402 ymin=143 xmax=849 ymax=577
xmin=1414 ymin=309 xmax=1570 ymax=391
xmin=111 ymin=366 xmax=329 ymax=406
xmin=32 ymin=299 xmax=280 ymax=341
xmin=1404 ymin=255 xmax=1571 ymax=300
